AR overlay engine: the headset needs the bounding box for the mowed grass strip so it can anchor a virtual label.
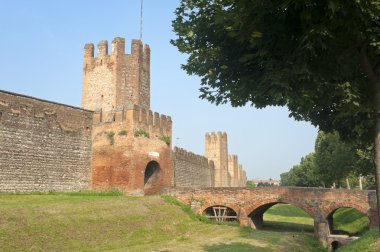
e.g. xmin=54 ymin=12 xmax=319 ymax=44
xmin=0 ymin=193 xmax=327 ymax=252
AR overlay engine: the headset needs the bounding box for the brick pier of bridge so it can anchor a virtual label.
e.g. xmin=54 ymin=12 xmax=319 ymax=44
xmin=165 ymin=187 xmax=378 ymax=248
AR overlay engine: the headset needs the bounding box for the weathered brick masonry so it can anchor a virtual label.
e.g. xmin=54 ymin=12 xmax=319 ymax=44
xmin=173 ymin=147 xmax=215 ymax=187
xmin=91 ymin=106 xmax=173 ymax=195
xmin=83 ymin=38 xmax=173 ymax=195
xmin=0 ymin=90 xmax=93 ymax=192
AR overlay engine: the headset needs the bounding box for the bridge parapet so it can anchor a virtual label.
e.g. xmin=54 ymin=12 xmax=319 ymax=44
xmin=164 ymin=187 xmax=378 ymax=248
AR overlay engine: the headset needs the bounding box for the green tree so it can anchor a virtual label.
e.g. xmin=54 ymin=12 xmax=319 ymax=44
xmin=314 ymin=132 xmax=358 ymax=187
xmin=280 ymin=153 xmax=320 ymax=187
xmin=172 ymin=0 xmax=380 ymax=229
xmin=281 ymin=131 xmax=375 ymax=188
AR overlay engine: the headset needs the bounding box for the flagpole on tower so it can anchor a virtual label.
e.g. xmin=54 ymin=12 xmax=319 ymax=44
xmin=140 ymin=0 xmax=143 ymax=40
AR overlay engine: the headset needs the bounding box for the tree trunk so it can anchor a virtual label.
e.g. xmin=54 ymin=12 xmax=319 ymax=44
xmin=359 ymin=176 xmax=363 ymax=190
xmin=346 ymin=177 xmax=351 ymax=189
xmin=373 ymin=70 xmax=380 ymax=233
xmin=361 ymin=46 xmax=380 ymax=232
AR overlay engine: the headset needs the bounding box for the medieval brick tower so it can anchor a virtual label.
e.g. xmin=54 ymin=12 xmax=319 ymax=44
xmin=205 ymin=132 xmax=229 ymax=187
xmin=82 ymin=38 xmax=172 ymax=195
xmin=82 ymin=37 xmax=150 ymax=115
xmin=228 ymin=155 xmax=239 ymax=187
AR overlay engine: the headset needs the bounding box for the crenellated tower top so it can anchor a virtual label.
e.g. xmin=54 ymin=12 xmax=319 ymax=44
xmin=82 ymin=37 xmax=150 ymax=113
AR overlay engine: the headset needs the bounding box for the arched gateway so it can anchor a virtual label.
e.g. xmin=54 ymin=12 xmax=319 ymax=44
xmin=144 ymin=161 xmax=161 ymax=186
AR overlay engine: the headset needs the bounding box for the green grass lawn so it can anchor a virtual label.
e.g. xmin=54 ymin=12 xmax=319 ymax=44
xmin=0 ymin=192 xmax=325 ymax=252
xmin=332 ymin=207 xmax=369 ymax=235
xmin=264 ymin=204 xmax=314 ymax=233
xmin=0 ymin=192 xmax=378 ymax=252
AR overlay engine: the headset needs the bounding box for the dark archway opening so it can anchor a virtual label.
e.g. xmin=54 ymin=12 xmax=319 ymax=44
xmin=144 ymin=161 xmax=161 ymax=187
xmin=203 ymin=205 xmax=238 ymax=222
xmin=249 ymin=203 xmax=313 ymax=232
xmin=331 ymin=241 xmax=340 ymax=251
xmin=327 ymin=207 xmax=369 ymax=236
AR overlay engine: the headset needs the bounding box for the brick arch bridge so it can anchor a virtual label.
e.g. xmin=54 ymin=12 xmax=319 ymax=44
xmin=165 ymin=187 xmax=378 ymax=247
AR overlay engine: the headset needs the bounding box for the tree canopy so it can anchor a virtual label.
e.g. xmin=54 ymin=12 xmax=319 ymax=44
xmin=172 ymin=0 xmax=380 ymax=228
xmin=280 ymin=153 xmax=319 ymax=187
xmin=280 ymin=131 xmax=375 ymax=188
xmin=172 ymin=0 xmax=380 ymax=143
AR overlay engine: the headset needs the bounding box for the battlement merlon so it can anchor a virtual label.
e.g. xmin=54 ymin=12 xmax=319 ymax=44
xmin=97 ymin=40 xmax=108 ymax=58
xmin=84 ymin=43 xmax=94 ymax=58
xmin=228 ymin=154 xmax=238 ymax=163
xmin=83 ymin=38 xmax=150 ymax=62
xmin=111 ymin=37 xmax=125 ymax=55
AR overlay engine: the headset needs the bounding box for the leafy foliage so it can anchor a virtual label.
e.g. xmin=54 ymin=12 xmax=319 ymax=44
xmin=280 ymin=153 xmax=319 ymax=187
xmin=172 ymin=0 xmax=380 ymax=143
xmin=281 ymin=131 xmax=375 ymax=188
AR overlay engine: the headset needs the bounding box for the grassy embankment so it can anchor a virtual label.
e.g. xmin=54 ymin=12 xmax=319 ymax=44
xmin=0 ymin=192 xmax=323 ymax=252
xmin=0 ymin=191 xmax=378 ymax=251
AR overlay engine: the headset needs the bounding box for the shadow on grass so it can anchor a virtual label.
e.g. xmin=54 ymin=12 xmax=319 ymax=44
xmin=262 ymin=221 xmax=314 ymax=233
xmin=203 ymin=242 xmax=272 ymax=252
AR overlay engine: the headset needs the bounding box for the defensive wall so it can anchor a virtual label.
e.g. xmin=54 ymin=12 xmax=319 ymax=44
xmin=166 ymin=187 xmax=378 ymax=247
xmin=0 ymin=37 xmax=247 ymax=195
xmin=0 ymin=90 xmax=93 ymax=192
xmin=173 ymin=147 xmax=215 ymax=187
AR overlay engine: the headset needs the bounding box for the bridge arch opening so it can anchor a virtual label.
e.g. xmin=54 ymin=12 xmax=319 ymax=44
xmin=203 ymin=205 xmax=238 ymax=222
xmin=326 ymin=207 xmax=369 ymax=236
xmin=144 ymin=161 xmax=161 ymax=188
xmin=331 ymin=240 xmax=340 ymax=251
xmin=248 ymin=203 xmax=313 ymax=232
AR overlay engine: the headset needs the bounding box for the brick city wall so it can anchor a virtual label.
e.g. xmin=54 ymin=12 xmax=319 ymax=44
xmin=0 ymin=90 xmax=93 ymax=192
xmin=173 ymin=147 xmax=214 ymax=187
